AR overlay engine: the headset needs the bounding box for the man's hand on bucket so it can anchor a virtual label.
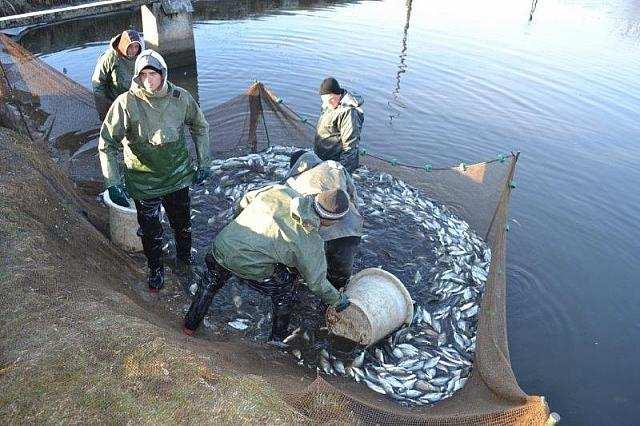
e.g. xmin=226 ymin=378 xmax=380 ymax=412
xmin=333 ymin=293 xmax=350 ymax=313
xmin=108 ymin=184 xmax=130 ymax=208
xmin=326 ymin=293 xmax=350 ymax=326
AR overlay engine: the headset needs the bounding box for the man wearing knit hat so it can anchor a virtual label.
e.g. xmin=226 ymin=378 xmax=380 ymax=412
xmin=98 ymin=49 xmax=211 ymax=294
xmin=92 ymin=30 xmax=144 ymax=120
xmin=314 ymin=77 xmax=364 ymax=173
xmin=183 ymin=186 xmax=351 ymax=341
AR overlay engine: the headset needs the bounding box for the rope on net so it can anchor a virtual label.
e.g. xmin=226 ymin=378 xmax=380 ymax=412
xmin=272 ymin=95 xmax=518 ymax=173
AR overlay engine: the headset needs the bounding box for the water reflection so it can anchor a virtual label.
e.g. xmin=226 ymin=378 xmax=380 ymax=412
xmin=388 ymin=0 xmax=412 ymax=124
xmin=529 ymin=0 xmax=539 ymax=22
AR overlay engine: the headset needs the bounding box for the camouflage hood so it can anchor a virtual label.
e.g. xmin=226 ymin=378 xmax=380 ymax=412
xmin=338 ymin=91 xmax=364 ymax=115
xmin=111 ymin=30 xmax=144 ymax=58
xmin=285 ymin=151 xmax=323 ymax=180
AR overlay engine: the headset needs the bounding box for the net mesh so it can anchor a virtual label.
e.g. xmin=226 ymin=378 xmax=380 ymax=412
xmin=0 ymin=33 xmax=550 ymax=424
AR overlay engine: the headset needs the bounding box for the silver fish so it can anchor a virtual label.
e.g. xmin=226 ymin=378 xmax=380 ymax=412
xmin=364 ymin=380 xmax=387 ymax=395
xmin=320 ymin=358 xmax=333 ymax=375
xmin=423 ymin=356 xmax=440 ymax=370
xmin=333 ymin=359 xmax=346 ymax=375
xmin=403 ymin=389 xmax=422 ymax=398
xmin=352 ymin=351 xmax=366 ymax=368
xmin=227 ymin=319 xmax=249 ymax=330
xmin=430 ymin=376 xmax=450 ymax=386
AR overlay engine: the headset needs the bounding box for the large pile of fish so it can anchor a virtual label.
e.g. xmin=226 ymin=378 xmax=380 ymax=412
xmin=168 ymin=146 xmax=490 ymax=407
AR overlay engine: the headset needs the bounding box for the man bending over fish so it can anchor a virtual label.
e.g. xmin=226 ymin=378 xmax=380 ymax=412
xmin=183 ymin=187 xmax=351 ymax=341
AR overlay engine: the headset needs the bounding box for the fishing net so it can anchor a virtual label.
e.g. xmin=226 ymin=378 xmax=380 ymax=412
xmin=0 ymin=33 xmax=550 ymax=424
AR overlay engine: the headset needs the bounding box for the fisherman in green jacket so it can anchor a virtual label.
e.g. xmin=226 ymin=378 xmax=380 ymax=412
xmin=285 ymin=150 xmax=363 ymax=290
xmin=98 ymin=49 xmax=211 ymax=293
xmin=92 ymin=30 xmax=144 ymax=120
xmin=314 ymin=77 xmax=364 ymax=173
xmin=183 ymin=187 xmax=351 ymax=341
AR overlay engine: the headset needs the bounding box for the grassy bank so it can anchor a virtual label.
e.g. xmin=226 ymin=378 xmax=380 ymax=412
xmin=0 ymin=127 xmax=309 ymax=423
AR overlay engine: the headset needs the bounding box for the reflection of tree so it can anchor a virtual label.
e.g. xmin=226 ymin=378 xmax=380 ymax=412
xmin=529 ymin=0 xmax=538 ymax=22
xmin=388 ymin=0 xmax=412 ymax=124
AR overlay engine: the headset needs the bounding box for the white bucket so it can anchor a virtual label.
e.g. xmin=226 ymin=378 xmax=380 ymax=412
xmin=102 ymin=190 xmax=143 ymax=252
xmin=327 ymin=268 xmax=414 ymax=346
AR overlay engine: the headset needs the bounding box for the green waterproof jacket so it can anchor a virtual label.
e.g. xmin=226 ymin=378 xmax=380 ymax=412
xmin=314 ymin=91 xmax=364 ymax=172
xmin=211 ymin=185 xmax=341 ymax=306
xmin=98 ymin=50 xmax=210 ymax=200
xmin=91 ymin=34 xmax=142 ymax=118
xmin=284 ymin=151 xmax=363 ymax=241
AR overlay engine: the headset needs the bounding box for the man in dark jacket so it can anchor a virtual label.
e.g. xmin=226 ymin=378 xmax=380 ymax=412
xmin=92 ymin=30 xmax=144 ymax=120
xmin=183 ymin=187 xmax=351 ymax=341
xmin=313 ymin=77 xmax=364 ymax=173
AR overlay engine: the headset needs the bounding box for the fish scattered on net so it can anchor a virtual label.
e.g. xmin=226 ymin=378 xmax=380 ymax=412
xmin=161 ymin=146 xmax=490 ymax=406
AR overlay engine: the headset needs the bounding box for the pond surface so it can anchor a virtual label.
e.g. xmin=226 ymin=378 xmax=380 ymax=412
xmin=29 ymin=0 xmax=640 ymax=424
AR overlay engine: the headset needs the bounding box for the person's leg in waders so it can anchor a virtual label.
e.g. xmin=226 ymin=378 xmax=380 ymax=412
xmin=161 ymin=187 xmax=194 ymax=292
xmin=183 ymin=254 xmax=230 ymax=335
xmin=325 ymin=236 xmax=361 ymax=290
xmin=134 ymin=196 xmax=166 ymax=292
xmin=267 ymin=266 xmax=298 ymax=342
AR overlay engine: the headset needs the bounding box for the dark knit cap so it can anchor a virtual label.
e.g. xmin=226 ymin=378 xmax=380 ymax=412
xmin=314 ymin=189 xmax=349 ymax=220
xmin=141 ymin=65 xmax=163 ymax=75
xmin=319 ymin=77 xmax=343 ymax=95
xmin=289 ymin=150 xmax=307 ymax=169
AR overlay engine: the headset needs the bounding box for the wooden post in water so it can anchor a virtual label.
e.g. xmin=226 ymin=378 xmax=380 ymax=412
xmin=247 ymin=82 xmax=262 ymax=154
xmin=141 ymin=0 xmax=195 ymax=67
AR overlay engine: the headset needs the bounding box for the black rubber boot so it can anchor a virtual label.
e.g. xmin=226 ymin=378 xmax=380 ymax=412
xmin=134 ymin=198 xmax=165 ymax=275
xmin=183 ymin=255 xmax=229 ymax=335
xmin=175 ymin=256 xmax=195 ymax=296
xmin=265 ymin=266 xmax=297 ymax=342
xmin=269 ymin=311 xmax=292 ymax=342
xmin=174 ymin=227 xmax=192 ymax=264
xmin=325 ymin=236 xmax=361 ymax=290
xmin=269 ymin=292 xmax=295 ymax=342
xmin=163 ymin=187 xmax=192 ymax=263
xmin=148 ymin=266 xmax=164 ymax=293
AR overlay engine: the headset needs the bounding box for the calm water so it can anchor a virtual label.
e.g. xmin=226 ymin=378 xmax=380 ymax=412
xmin=29 ymin=0 xmax=640 ymax=423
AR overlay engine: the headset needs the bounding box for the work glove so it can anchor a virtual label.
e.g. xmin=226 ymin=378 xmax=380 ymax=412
xmin=333 ymin=293 xmax=350 ymax=313
xmin=108 ymin=184 xmax=130 ymax=208
xmin=193 ymin=167 xmax=211 ymax=186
